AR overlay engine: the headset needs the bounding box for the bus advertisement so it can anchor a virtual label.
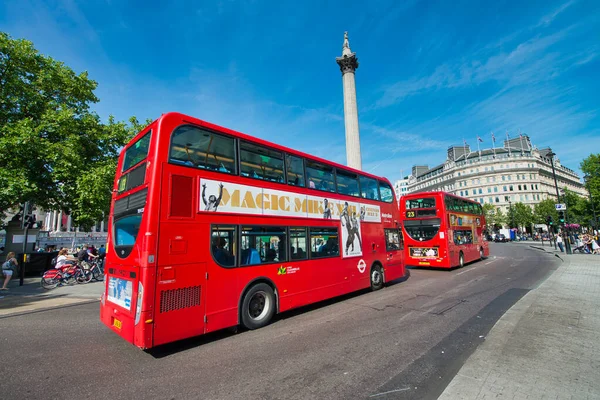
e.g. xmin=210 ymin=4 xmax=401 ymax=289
xmin=399 ymin=191 xmax=489 ymax=269
xmin=100 ymin=112 xmax=406 ymax=349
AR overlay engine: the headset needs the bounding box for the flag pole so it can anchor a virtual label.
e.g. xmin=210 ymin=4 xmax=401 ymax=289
xmin=477 ymin=136 xmax=481 ymax=161
xmin=506 ymin=130 xmax=511 ymax=157
xmin=518 ymin=129 xmax=524 ymax=155
xmin=491 ymin=131 xmax=496 ymax=158
xmin=463 ymin=138 xmax=467 ymax=161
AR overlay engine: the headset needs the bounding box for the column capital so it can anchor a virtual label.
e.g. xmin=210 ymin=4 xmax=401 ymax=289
xmin=336 ymin=54 xmax=359 ymax=74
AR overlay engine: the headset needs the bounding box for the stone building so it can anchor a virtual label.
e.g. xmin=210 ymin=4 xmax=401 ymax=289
xmin=396 ymin=135 xmax=587 ymax=215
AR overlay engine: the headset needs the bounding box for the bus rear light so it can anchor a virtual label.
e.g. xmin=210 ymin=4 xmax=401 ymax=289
xmin=135 ymin=282 xmax=144 ymax=325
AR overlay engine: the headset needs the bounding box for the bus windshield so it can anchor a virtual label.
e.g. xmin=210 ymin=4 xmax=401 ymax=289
xmin=123 ymin=132 xmax=151 ymax=172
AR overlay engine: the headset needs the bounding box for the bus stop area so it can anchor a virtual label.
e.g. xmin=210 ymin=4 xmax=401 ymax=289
xmin=440 ymin=246 xmax=600 ymax=399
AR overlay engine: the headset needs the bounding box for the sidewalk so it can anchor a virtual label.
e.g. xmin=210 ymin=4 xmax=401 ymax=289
xmin=439 ymin=248 xmax=600 ymax=399
xmin=0 ymin=276 xmax=103 ymax=317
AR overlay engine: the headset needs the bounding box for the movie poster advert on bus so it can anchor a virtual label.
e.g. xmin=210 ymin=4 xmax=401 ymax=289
xmin=409 ymin=247 xmax=439 ymax=258
xmin=339 ymin=201 xmax=363 ymax=258
xmin=449 ymin=213 xmax=481 ymax=227
xmin=107 ymin=277 xmax=133 ymax=310
xmin=199 ymin=179 xmax=382 ymax=223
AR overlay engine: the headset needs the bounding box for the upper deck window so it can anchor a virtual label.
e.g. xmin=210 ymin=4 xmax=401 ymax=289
xmin=170 ymin=125 xmax=236 ymax=174
xmin=359 ymin=176 xmax=379 ymax=200
xmin=379 ymin=181 xmax=394 ymax=203
xmin=122 ymin=131 xmax=151 ymax=172
xmin=406 ymin=197 xmax=436 ymax=209
xmin=240 ymin=142 xmax=284 ymax=183
xmin=285 ymin=154 xmax=305 ymax=187
xmin=336 ymin=170 xmax=360 ymax=197
xmin=306 ymin=161 xmax=335 ymax=192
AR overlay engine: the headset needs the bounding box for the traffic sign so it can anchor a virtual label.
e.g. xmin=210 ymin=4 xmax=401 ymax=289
xmin=555 ymin=203 xmax=567 ymax=211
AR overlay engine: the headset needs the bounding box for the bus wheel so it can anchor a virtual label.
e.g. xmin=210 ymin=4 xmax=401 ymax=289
xmin=370 ymin=264 xmax=384 ymax=291
xmin=241 ymin=283 xmax=276 ymax=330
xmin=459 ymin=252 xmax=465 ymax=268
xmin=479 ymin=247 xmax=485 ymax=260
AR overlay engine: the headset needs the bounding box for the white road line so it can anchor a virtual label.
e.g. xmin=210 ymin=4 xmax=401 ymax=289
xmin=369 ymin=387 xmax=411 ymax=397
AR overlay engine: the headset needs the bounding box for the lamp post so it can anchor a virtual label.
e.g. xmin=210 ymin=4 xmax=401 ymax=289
xmin=584 ymin=174 xmax=597 ymax=231
xmin=547 ymin=150 xmax=572 ymax=254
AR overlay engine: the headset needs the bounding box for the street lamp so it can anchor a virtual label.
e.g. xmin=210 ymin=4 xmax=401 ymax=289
xmin=584 ymin=174 xmax=597 ymax=230
xmin=508 ymin=199 xmax=514 ymax=229
xmin=547 ymin=149 xmax=572 ymax=254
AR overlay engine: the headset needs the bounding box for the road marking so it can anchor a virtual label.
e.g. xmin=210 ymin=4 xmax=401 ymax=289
xmin=369 ymin=386 xmax=411 ymax=397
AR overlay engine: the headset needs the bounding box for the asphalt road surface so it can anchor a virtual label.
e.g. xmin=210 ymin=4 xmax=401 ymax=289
xmin=0 ymin=243 xmax=559 ymax=400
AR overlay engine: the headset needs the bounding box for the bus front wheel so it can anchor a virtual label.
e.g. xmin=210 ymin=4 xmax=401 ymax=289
xmin=241 ymin=283 xmax=276 ymax=330
xmin=370 ymin=264 xmax=384 ymax=291
xmin=459 ymin=252 xmax=465 ymax=268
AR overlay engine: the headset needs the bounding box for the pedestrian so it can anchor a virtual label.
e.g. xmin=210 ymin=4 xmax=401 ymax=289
xmin=2 ymin=252 xmax=19 ymax=290
xmin=556 ymin=234 xmax=564 ymax=253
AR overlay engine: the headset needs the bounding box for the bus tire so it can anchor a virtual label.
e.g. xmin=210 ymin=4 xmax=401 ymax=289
xmin=459 ymin=252 xmax=465 ymax=268
xmin=370 ymin=264 xmax=384 ymax=291
xmin=479 ymin=247 xmax=485 ymax=260
xmin=240 ymin=283 xmax=276 ymax=330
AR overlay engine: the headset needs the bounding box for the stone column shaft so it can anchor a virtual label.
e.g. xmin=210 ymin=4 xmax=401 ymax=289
xmin=341 ymin=71 xmax=362 ymax=169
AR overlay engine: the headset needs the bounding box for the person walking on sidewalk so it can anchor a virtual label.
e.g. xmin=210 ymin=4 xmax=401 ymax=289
xmin=1 ymin=251 xmax=19 ymax=290
xmin=556 ymin=234 xmax=564 ymax=253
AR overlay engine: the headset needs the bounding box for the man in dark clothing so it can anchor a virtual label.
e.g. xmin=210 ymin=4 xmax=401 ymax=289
xmin=77 ymin=245 xmax=90 ymax=262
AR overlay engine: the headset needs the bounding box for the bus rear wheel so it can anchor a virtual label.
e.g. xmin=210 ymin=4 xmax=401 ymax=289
xmin=370 ymin=264 xmax=384 ymax=291
xmin=241 ymin=283 xmax=276 ymax=330
xmin=459 ymin=252 xmax=465 ymax=268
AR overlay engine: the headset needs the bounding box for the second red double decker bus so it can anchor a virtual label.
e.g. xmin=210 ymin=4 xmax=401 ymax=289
xmin=100 ymin=112 xmax=406 ymax=349
xmin=399 ymin=191 xmax=489 ymax=269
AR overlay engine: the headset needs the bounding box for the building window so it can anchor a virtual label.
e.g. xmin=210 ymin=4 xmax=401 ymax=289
xmin=480 ymin=198 xmax=484 ymax=203
xmin=495 ymin=197 xmax=500 ymax=203
xmin=478 ymin=188 xmax=482 ymax=194
xmin=518 ymin=185 xmax=522 ymax=190
xmin=503 ymin=185 xmax=507 ymax=191
xmin=494 ymin=187 xmax=498 ymax=192
xmin=510 ymin=185 xmax=514 ymax=191
xmin=487 ymin=187 xmax=491 ymax=193
xmin=523 ymin=184 xmax=527 ymax=190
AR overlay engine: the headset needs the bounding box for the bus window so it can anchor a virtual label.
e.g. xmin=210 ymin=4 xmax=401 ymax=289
xmin=306 ymin=161 xmax=335 ymax=192
xmin=406 ymin=197 xmax=436 ymax=209
xmin=240 ymin=142 xmax=284 ymax=183
xmin=285 ymin=154 xmax=305 ymax=187
xmin=403 ymin=218 xmax=441 ymax=242
xmin=290 ymin=227 xmax=307 ymax=260
xmin=385 ymin=228 xmax=402 ymax=250
xmin=453 ymin=229 xmax=473 ymax=245
xmin=309 ymin=228 xmax=339 ymax=258
xmin=122 ymin=131 xmax=151 ymax=172
xmin=240 ymin=226 xmax=287 ymax=265
xmin=359 ymin=175 xmax=379 ymax=200
xmin=170 ymin=126 xmax=236 ymax=174
xmin=211 ymin=226 xmax=237 ymax=267
xmin=336 ymin=170 xmax=360 ymax=197
xmin=379 ymin=181 xmax=394 ymax=203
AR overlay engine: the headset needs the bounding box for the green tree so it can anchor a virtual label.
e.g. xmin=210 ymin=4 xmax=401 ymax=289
xmin=581 ymin=153 xmax=600 ymax=228
xmin=512 ymin=202 xmax=534 ymax=230
xmin=0 ymin=32 xmax=148 ymax=228
xmin=533 ymin=199 xmax=559 ymax=225
xmin=561 ymin=188 xmax=588 ymax=226
xmin=483 ymin=203 xmax=507 ymax=229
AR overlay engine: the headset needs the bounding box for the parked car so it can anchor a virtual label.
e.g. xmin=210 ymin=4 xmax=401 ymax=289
xmin=494 ymin=234 xmax=509 ymax=243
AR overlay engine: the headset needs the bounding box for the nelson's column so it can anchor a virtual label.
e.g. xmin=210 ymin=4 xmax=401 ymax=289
xmin=336 ymin=32 xmax=362 ymax=170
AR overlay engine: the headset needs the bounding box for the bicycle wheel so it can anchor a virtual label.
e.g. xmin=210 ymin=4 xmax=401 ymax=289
xmin=92 ymin=266 xmax=104 ymax=281
xmin=76 ymin=269 xmax=93 ymax=284
xmin=41 ymin=276 xmax=59 ymax=290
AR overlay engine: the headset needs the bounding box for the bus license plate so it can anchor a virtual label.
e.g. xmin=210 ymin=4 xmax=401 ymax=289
xmin=113 ymin=318 xmax=122 ymax=330
xmin=418 ymin=262 xmax=430 ymax=265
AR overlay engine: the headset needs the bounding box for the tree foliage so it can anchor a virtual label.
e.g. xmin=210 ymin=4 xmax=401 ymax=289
xmin=0 ymin=32 xmax=149 ymax=228
xmin=580 ymin=153 xmax=600 ymax=228
xmin=511 ymin=202 xmax=534 ymax=229
xmin=483 ymin=203 xmax=506 ymax=229
xmin=533 ymin=199 xmax=559 ymax=225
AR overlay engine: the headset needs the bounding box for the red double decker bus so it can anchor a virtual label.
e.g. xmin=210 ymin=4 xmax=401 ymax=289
xmin=399 ymin=192 xmax=489 ymax=269
xmin=100 ymin=112 xmax=406 ymax=349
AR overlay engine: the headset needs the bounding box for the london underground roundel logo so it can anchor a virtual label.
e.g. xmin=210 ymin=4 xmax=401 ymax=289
xmin=357 ymin=259 xmax=366 ymax=274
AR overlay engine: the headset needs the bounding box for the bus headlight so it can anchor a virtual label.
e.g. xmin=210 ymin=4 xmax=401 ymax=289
xmin=135 ymin=281 xmax=143 ymax=325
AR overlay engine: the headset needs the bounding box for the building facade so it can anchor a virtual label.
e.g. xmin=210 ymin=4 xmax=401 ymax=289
xmin=396 ymin=135 xmax=587 ymax=215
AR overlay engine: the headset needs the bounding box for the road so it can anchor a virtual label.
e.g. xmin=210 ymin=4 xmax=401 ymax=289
xmin=0 ymin=243 xmax=559 ymax=400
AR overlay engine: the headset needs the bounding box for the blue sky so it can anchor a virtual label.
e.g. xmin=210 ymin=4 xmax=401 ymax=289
xmin=2 ymin=0 xmax=599 ymax=183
